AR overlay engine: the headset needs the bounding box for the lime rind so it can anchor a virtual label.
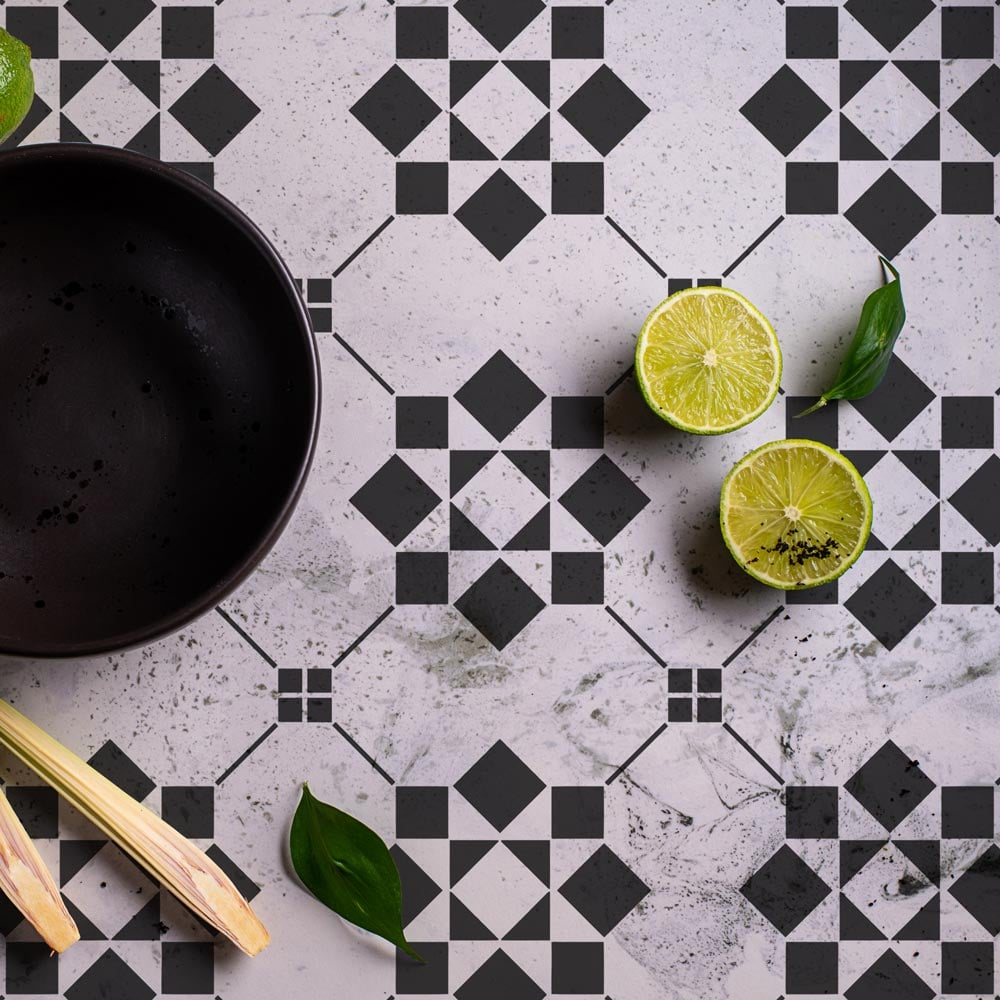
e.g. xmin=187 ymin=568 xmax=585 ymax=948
xmin=720 ymin=438 xmax=873 ymax=591
xmin=635 ymin=286 xmax=782 ymax=435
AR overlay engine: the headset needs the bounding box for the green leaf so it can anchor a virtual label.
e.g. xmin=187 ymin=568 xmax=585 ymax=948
xmin=796 ymin=257 xmax=906 ymax=417
xmin=289 ymin=783 xmax=421 ymax=960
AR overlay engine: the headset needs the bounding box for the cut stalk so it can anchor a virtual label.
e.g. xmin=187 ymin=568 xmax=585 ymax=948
xmin=0 ymin=700 xmax=269 ymax=956
xmin=0 ymin=789 xmax=79 ymax=952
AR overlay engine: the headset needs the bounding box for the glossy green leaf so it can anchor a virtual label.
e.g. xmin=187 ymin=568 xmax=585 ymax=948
xmin=797 ymin=257 xmax=906 ymax=416
xmin=289 ymin=784 xmax=421 ymax=960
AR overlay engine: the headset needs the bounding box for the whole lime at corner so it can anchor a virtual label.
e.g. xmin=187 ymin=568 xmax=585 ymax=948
xmin=0 ymin=27 xmax=34 ymax=146
xmin=720 ymin=439 xmax=873 ymax=590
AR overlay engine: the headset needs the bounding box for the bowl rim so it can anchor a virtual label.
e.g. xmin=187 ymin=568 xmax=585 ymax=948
xmin=0 ymin=143 xmax=322 ymax=660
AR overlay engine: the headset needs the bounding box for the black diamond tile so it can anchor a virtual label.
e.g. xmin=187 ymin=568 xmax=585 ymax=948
xmin=941 ymin=941 xmax=994 ymax=995
xmin=559 ymin=455 xmax=650 ymax=545
xmin=455 ymin=950 xmax=544 ymax=1000
xmin=950 ymin=66 xmax=1000 ymax=156
xmin=350 ymin=455 xmax=440 ymax=545
xmin=162 ymin=942 xmax=213 ymax=994
xmin=454 ymin=0 xmax=545 ymax=52
xmin=454 ymin=351 xmax=545 ymax=441
xmin=205 ymin=844 xmax=261 ymax=902
xmin=740 ymin=66 xmax=831 ymax=156
xmin=390 ymin=845 xmax=442 ymax=927
xmin=849 ymin=355 xmax=934 ymax=442
xmin=65 ymin=950 xmax=155 ymax=1000
xmin=741 ymin=845 xmax=831 ymax=935
xmin=844 ymin=740 xmax=935 ymax=832
xmin=169 ymin=65 xmax=260 ymax=156
xmin=64 ymin=0 xmax=155 ymax=51
xmin=950 ymin=843 xmax=1000 ymax=934
xmin=950 ymin=455 xmax=1000 ymax=545
xmin=844 ymin=562 xmax=935 ymax=650
xmin=454 ymin=170 xmax=546 ymax=261
xmin=7 ymin=785 xmax=58 ymax=838
xmin=88 ymin=741 xmax=156 ymax=801
xmin=559 ymin=844 xmax=650 ymax=934
xmin=844 ymin=0 xmax=936 ymax=51
xmin=162 ymin=785 xmax=214 ymax=838
xmin=559 ymin=65 xmax=650 ymax=156
xmin=844 ymin=170 xmax=935 ymax=258
xmin=843 ymin=950 xmax=934 ymax=1000
xmin=455 ymin=741 xmax=545 ymax=831
xmin=350 ymin=65 xmax=439 ymax=156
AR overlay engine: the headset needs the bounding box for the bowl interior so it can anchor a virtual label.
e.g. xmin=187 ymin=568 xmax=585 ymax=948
xmin=0 ymin=147 xmax=317 ymax=657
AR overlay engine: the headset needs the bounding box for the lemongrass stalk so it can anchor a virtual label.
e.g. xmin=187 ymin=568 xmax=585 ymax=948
xmin=0 ymin=789 xmax=79 ymax=952
xmin=0 ymin=700 xmax=269 ymax=956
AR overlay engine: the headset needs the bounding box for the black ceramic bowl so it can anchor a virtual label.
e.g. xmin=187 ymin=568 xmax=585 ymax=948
xmin=0 ymin=144 xmax=319 ymax=658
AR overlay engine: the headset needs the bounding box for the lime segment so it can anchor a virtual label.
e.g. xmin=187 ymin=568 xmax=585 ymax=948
xmin=720 ymin=439 xmax=873 ymax=590
xmin=635 ymin=286 xmax=781 ymax=434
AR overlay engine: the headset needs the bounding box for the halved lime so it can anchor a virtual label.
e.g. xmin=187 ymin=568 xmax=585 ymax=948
xmin=720 ymin=439 xmax=873 ymax=590
xmin=635 ymin=286 xmax=781 ymax=434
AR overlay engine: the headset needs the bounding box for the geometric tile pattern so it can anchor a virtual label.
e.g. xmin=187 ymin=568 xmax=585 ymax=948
xmin=393 ymin=741 xmax=648 ymax=998
xmin=785 ymin=357 xmax=999 ymax=649
xmin=742 ymin=3 xmax=998 ymax=256
xmin=0 ymin=2 xmax=259 ymax=186
xmin=350 ymin=2 xmax=649 ymax=258
xmin=743 ymin=740 xmax=1000 ymax=998
xmin=0 ymin=742 xmax=259 ymax=999
xmin=351 ymin=351 xmax=650 ymax=650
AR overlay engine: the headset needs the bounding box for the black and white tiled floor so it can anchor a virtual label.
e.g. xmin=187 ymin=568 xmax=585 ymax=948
xmin=2 ymin=1 xmax=1000 ymax=997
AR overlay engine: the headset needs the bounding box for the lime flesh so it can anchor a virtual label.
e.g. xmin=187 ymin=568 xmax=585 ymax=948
xmin=720 ymin=439 xmax=873 ymax=590
xmin=635 ymin=286 xmax=781 ymax=434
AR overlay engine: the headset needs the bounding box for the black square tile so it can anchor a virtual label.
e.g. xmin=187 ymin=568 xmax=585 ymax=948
xmin=162 ymin=785 xmax=214 ymax=838
xmin=162 ymin=941 xmax=214 ymax=994
xmin=786 ymin=785 xmax=839 ymax=839
xmin=668 ymin=278 xmax=693 ymax=295
xmin=552 ymin=161 xmax=604 ymax=215
xmin=942 ymin=786 xmax=995 ymax=839
xmin=396 ymin=7 xmax=449 ymax=58
xmin=7 ymin=786 xmax=58 ymax=838
xmin=162 ymin=6 xmax=214 ymax=58
xmin=552 ymin=6 xmax=604 ymax=58
xmin=278 ymin=668 xmax=302 ymax=693
xmin=306 ymin=278 xmax=332 ymax=303
xmin=942 ymin=6 xmax=994 ymax=59
xmin=307 ymin=668 xmax=333 ymax=693
xmin=308 ymin=306 xmax=332 ymax=334
xmin=396 ymin=396 xmax=449 ymax=448
xmin=5 ymin=7 xmax=59 ymax=58
xmin=787 ymin=395 xmax=838 ymax=448
xmin=942 ymin=162 xmax=995 ymax=215
xmin=551 ymin=551 xmax=604 ymax=605
xmin=698 ymin=668 xmax=722 ymax=693
xmin=397 ymin=942 xmax=449 ymax=994
xmin=787 ymin=7 xmax=839 ymax=58
xmin=552 ymin=395 xmax=604 ymax=447
xmin=942 ymin=396 xmax=994 ymax=448
xmin=697 ymin=697 xmax=723 ymax=723
xmin=668 ymin=668 xmax=693 ymax=693
xmin=552 ymin=786 xmax=604 ymax=838
xmin=278 ymin=698 xmax=303 ymax=722
xmin=307 ymin=698 xmax=332 ymax=723
xmin=787 ymin=162 xmax=839 ymax=214
xmin=396 ymin=162 xmax=450 ymax=215
xmin=552 ymin=942 xmax=604 ymax=993
xmin=942 ymin=941 xmax=994 ymax=994
xmin=396 ymin=786 xmax=449 ymax=838
xmin=786 ymin=579 xmax=839 ymax=604
xmin=668 ymin=697 xmax=692 ymax=722
xmin=396 ymin=552 xmax=449 ymax=605
xmin=786 ymin=941 xmax=838 ymax=994
xmin=941 ymin=551 xmax=994 ymax=605
xmin=6 ymin=942 xmax=58 ymax=995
